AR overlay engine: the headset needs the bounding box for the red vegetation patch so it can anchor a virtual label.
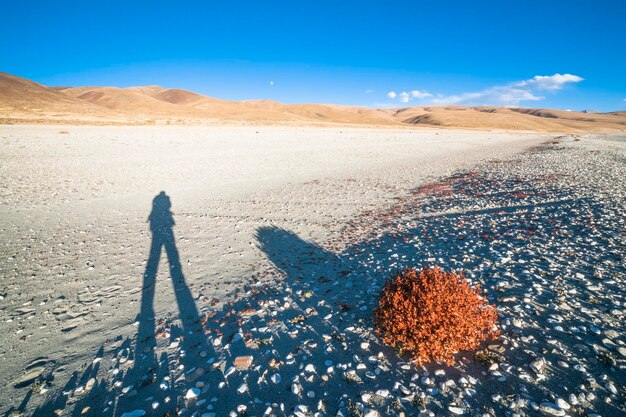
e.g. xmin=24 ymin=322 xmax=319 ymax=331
xmin=412 ymin=182 xmax=453 ymax=196
xmin=507 ymin=191 xmax=530 ymax=199
xmin=373 ymin=266 xmax=499 ymax=365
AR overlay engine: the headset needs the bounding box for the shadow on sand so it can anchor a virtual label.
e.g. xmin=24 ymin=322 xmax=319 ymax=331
xmin=24 ymin=192 xmax=213 ymax=417
xmin=15 ymin=151 xmax=626 ymax=416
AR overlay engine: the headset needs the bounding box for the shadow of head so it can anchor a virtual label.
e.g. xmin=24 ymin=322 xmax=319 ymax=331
xmin=148 ymin=191 xmax=174 ymax=232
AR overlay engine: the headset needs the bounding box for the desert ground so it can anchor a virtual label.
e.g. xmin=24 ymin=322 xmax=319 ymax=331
xmin=0 ymin=126 xmax=624 ymax=417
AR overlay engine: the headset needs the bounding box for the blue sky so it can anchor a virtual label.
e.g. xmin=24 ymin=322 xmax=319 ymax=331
xmin=1 ymin=0 xmax=625 ymax=111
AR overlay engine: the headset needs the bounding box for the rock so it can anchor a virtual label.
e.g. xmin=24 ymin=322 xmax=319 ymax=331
xmin=237 ymin=383 xmax=248 ymax=394
xmin=292 ymin=382 xmax=302 ymax=395
xmin=185 ymin=388 xmax=200 ymax=399
xmin=14 ymin=366 xmax=46 ymax=388
xmin=120 ymin=411 xmax=145 ymax=417
xmin=539 ymin=402 xmax=565 ymax=416
xmin=271 ymin=373 xmax=282 ymax=384
xmin=85 ymin=378 xmax=96 ymax=391
xmin=448 ymin=406 xmax=465 ymax=415
xmin=555 ymin=398 xmax=570 ymax=410
xmin=530 ymin=359 xmax=544 ymax=374
xmin=234 ymin=356 xmax=253 ymax=368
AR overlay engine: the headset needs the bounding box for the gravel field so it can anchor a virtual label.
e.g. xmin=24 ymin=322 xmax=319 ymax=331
xmin=1 ymin=126 xmax=624 ymax=417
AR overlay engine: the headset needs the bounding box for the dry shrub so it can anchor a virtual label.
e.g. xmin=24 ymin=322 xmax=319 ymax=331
xmin=373 ymin=266 xmax=499 ymax=365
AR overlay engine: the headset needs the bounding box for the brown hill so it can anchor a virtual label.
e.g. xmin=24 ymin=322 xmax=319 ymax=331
xmin=390 ymin=106 xmax=626 ymax=132
xmin=241 ymin=101 xmax=398 ymax=125
xmin=59 ymin=85 xmax=303 ymax=122
xmin=1 ymin=72 xmax=625 ymax=131
xmin=0 ymin=72 xmax=120 ymax=122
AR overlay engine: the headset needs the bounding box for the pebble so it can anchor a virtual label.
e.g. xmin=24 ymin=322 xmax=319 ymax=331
xmin=448 ymin=406 xmax=465 ymax=415
xmin=292 ymin=382 xmax=301 ymax=395
xmin=234 ymin=356 xmax=253 ymax=368
xmin=185 ymin=388 xmax=200 ymax=399
xmin=530 ymin=359 xmax=544 ymax=374
xmin=120 ymin=411 xmax=145 ymax=417
xmin=555 ymin=398 xmax=570 ymax=410
xmin=539 ymin=402 xmax=565 ymax=416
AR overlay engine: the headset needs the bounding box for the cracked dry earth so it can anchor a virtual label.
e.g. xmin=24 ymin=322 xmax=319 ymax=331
xmin=3 ymin=133 xmax=626 ymax=417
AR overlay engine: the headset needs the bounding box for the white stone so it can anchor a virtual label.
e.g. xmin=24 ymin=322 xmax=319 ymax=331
xmin=448 ymin=406 xmax=465 ymax=415
xmin=292 ymin=382 xmax=301 ymax=395
xmin=539 ymin=402 xmax=565 ymax=416
xmin=530 ymin=359 xmax=544 ymax=374
xmin=555 ymin=398 xmax=570 ymax=410
xmin=185 ymin=388 xmax=200 ymax=399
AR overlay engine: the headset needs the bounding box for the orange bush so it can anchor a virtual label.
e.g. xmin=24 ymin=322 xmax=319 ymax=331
xmin=373 ymin=266 xmax=499 ymax=365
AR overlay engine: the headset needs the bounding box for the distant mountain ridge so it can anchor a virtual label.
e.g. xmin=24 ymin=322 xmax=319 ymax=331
xmin=1 ymin=72 xmax=625 ymax=132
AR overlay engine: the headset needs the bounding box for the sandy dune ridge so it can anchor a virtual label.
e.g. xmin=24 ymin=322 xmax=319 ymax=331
xmin=2 ymin=72 xmax=625 ymax=131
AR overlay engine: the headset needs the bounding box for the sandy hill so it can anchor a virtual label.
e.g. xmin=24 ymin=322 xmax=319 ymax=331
xmin=389 ymin=106 xmax=626 ymax=132
xmin=53 ymin=85 xmax=300 ymax=122
xmin=0 ymin=72 xmax=120 ymax=122
xmin=56 ymin=86 xmax=203 ymax=117
xmin=1 ymin=72 xmax=625 ymax=131
xmin=242 ymin=101 xmax=398 ymax=125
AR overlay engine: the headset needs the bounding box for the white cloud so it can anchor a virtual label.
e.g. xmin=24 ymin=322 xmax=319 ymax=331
xmin=365 ymin=89 xmax=374 ymax=94
xmin=384 ymin=73 xmax=582 ymax=106
xmin=386 ymin=89 xmax=431 ymax=104
xmin=431 ymin=73 xmax=583 ymax=106
xmin=515 ymin=73 xmax=583 ymax=91
xmin=433 ymin=87 xmax=543 ymax=105
xmin=269 ymin=81 xmax=274 ymax=86
xmin=411 ymin=90 xmax=432 ymax=99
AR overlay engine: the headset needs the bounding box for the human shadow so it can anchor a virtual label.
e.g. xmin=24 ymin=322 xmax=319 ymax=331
xmin=28 ymin=192 xmax=212 ymax=417
xmin=113 ymin=191 xmax=210 ymax=415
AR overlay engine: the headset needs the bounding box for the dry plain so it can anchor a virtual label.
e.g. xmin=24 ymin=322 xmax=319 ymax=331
xmin=0 ymin=126 xmax=624 ymax=417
